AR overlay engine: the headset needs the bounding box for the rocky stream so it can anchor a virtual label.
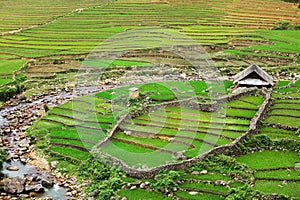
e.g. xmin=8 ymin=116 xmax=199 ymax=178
xmin=0 ymin=85 xmax=113 ymax=199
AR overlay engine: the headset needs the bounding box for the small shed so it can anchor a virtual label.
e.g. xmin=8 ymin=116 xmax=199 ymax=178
xmin=233 ymin=64 xmax=274 ymax=87
xmin=129 ymin=87 xmax=139 ymax=99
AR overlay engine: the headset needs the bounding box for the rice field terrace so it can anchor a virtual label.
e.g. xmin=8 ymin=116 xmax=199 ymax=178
xmin=236 ymin=150 xmax=300 ymax=198
xmin=1 ymin=0 xmax=300 ymax=199
xmin=29 ymin=79 xmax=265 ymax=168
xmin=29 ymin=95 xmax=115 ymax=161
xmin=0 ymin=0 xmax=299 ymax=92
xmin=264 ymin=80 xmax=300 ymax=128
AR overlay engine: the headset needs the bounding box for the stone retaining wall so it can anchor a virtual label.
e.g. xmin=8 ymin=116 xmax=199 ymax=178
xmin=94 ymin=88 xmax=270 ymax=178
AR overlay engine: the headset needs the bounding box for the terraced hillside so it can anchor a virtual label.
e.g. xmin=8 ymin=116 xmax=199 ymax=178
xmin=0 ymin=0 xmax=299 ymax=96
xmin=29 ymin=95 xmax=115 ymax=161
xmin=100 ymin=94 xmax=263 ymax=168
xmin=1 ymin=0 xmax=300 ymax=199
xmin=236 ymin=150 xmax=300 ymax=198
xmin=29 ymin=79 xmax=267 ymax=171
xmin=256 ymin=80 xmax=300 ymax=141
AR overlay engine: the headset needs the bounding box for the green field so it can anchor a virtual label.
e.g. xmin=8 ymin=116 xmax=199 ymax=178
xmin=0 ymin=0 xmax=299 ymax=88
xmin=2 ymin=0 xmax=300 ymax=199
xmin=237 ymin=150 xmax=300 ymax=197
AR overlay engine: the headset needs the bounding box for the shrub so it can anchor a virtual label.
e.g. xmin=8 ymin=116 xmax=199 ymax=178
xmin=226 ymin=184 xmax=268 ymax=200
xmin=272 ymin=20 xmax=300 ymax=30
xmin=189 ymin=154 xmax=254 ymax=181
xmin=0 ymin=150 xmax=7 ymax=167
xmin=78 ymin=157 xmax=123 ymax=199
xmin=154 ymin=170 xmax=181 ymax=191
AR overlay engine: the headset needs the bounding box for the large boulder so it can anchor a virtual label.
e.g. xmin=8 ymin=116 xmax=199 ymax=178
xmin=3 ymin=177 xmax=25 ymax=194
xmin=25 ymin=181 xmax=44 ymax=192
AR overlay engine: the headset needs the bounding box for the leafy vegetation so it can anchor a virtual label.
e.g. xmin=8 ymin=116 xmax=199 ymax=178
xmin=1 ymin=0 xmax=300 ymax=199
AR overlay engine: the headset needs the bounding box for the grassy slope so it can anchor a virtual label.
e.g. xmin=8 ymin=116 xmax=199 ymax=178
xmin=0 ymin=0 xmax=299 ymax=86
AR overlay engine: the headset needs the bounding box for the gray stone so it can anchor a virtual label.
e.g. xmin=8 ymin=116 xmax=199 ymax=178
xmin=91 ymin=189 xmax=100 ymax=197
xmin=4 ymin=177 xmax=24 ymax=194
xmin=140 ymin=183 xmax=146 ymax=189
xmin=65 ymin=192 xmax=72 ymax=196
xmin=215 ymin=180 xmax=226 ymax=186
xmin=50 ymin=161 xmax=59 ymax=169
xmin=130 ymin=185 xmax=137 ymax=190
xmin=25 ymin=182 xmax=44 ymax=192
xmin=6 ymin=166 xmax=19 ymax=171
xmin=189 ymin=191 xmax=198 ymax=195
xmin=294 ymin=163 xmax=300 ymax=171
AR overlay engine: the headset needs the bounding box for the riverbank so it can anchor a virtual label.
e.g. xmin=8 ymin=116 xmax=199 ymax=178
xmin=0 ymin=86 xmax=106 ymax=199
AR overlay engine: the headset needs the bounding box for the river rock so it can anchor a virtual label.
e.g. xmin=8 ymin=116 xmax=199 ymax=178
xmin=6 ymin=166 xmax=19 ymax=171
xmin=19 ymin=194 xmax=30 ymax=198
xmin=18 ymin=139 xmax=30 ymax=148
xmin=130 ymin=185 xmax=137 ymax=190
xmin=50 ymin=161 xmax=59 ymax=169
xmin=41 ymin=179 xmax=54 ymax=188
xmin=294 ymin=163 xmax=300 ymax=171
xmin=189 ymin=191 xmax=198 ymax=195
xmin=200 ymin=170 xmax=208 ymax=175
xmin=3 ymin=177 xmax=24 ymax=194
xmin=91 ymin=189 xmax=100 ymax=197
xmin=215 ymin=180 xmax=226 ymax=186
xmin=25 ymin=182 xmax=44 ymax=192
xmin=140 ymin=183 xmax=146 ymax=189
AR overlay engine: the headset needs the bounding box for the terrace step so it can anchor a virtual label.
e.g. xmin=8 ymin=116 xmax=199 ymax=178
xmin=129 ymin=121 xmax=236 ymax=140
xmin=112 ymin=137 xmax=176 ymax=154
xmin=50 ymin=142 xmax=90 ymax=152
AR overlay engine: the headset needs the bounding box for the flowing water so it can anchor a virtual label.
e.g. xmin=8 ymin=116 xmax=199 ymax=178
xmin=0 ymin=86 xmax=105 ymax=199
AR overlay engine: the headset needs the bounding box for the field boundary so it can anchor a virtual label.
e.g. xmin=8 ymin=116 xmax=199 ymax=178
xmin=93 ymin=88 xmax=272 ymax=178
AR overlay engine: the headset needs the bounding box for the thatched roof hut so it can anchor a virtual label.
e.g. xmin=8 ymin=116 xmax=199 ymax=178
xmin=233 ymin=64 xmax=274 ymax=87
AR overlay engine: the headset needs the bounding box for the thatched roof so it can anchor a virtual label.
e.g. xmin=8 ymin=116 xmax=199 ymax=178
xmin=233 ymin=64 xmax=274 ymax=86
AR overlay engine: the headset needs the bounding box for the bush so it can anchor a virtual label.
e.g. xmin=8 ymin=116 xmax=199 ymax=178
xmin=0 ymin=71 xmax=27 ymax=101
xmin=0 ymin=150 xmax=7 ymax=167
xmin=189 ymin=154 xmax=254 ymax=181
xmin=154 ymin=170 xmax=181 ymax=192
xmin=78 ymin=157 xmax=123 ymax=199
xmin=272 ymin=20 xmax=300 ymax=30
xmin=226 ymin=184 xmax=268 ymax=200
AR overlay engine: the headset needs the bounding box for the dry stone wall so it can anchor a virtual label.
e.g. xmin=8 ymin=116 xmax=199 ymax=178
xmin=94 ymin=88 xmax=271 ymax=178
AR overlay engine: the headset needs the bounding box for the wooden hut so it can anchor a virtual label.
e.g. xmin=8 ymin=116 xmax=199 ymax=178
xmin=129 ymin=87 xmax=139 ymax=99
xmin=233 ymin=64 xmax=274 ymax=87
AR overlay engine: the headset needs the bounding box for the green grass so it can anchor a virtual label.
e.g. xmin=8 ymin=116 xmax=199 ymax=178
xmin=180 ymin=182 xmax=228 ymax=193
xmin=240 ymin=95 xmax=264 ymax=105
xmin=182 ymin=173 xmax=231 ymax=182
xmin=225 ymin=108 xmax=257 ymax=119
xmin=265 ymin=116 xmax=300 ymax=128
xmin=236 ymin=150 xmax=299 ymax=170
xmin=254 ymin=180 xmax=300 ymax=197
xmin=255 ymin=169 xmax=300 ymax=180
xmin=29 ymin=93 xmax=114 ymax=161
xmin=51 ymin=146 xmax=90 ymax=160
xmin=270 ymin=109 xmax=300 ymax=116
xmin=258 ymin=126 xmax=299 ymax=141
xmin=275 ymin=80 xmax=290 ymax=87
xmin=101 ymin=140 xmax=175 ymax=168
xmin=274 ymin=87 xmax=297 ymax=93
xmin=250 ymin=30 xmax=300 ymax=54
xmin=118 ymin=189 xmax=172 ymax=200
xmin=81 ymin=59 xmax=152 ymax=68
xmin=100 ymin=92 xmax=260 ymax=167
xmin=174 ymin=190 xmax=224 ymax=200
xmin=237 ymin=150 xmax=300 ymax=197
